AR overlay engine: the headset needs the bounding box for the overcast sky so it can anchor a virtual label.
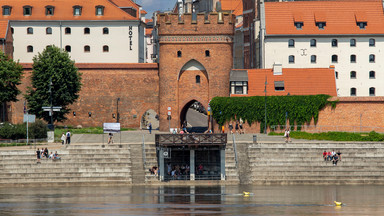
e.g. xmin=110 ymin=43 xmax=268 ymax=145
xmin=136 ymin=0 xmax=176 ymax=18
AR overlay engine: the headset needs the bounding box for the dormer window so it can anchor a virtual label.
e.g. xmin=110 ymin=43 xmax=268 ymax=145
xmin=316 ymin=22 xmax=326 ymax=30
xmin=23 ymin=6 xmax=32 ymax=16
xmin=73 ymin=5 xmax=82 ymax=16
xmin=2 ymin=6 xmax=12 ymax=16
xmin=357 ymin=22 xmax=367 ymax=29
xmin=294 ymin=22 xmax=303 ymax=30
xmin=45 ymin=6 xmax=54 ymax=15
xmin=95 ymin=5 xmax=104 ymax=16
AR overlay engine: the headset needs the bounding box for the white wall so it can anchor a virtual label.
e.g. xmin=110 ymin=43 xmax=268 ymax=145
xmin=264 ymin=36 xmax=384 ymax=97
xmin=11 ymin=20 xmax=143 ymax=63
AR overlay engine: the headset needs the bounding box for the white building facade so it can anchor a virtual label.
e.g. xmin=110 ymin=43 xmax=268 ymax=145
xmin=2 ymin=0 xmax=146 ymax=63
xmin=260 ymin=1 xmax=384 ymax=97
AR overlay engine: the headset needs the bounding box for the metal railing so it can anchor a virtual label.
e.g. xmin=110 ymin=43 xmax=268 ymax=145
xmin=155 ymin=133 xmax=227 ymax=147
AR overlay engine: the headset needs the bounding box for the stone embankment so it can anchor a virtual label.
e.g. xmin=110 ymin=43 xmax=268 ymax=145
xmin=1 ymin=133 xmax=383 ymax=186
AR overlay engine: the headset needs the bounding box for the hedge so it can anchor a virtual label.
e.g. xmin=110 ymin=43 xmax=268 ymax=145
xmin=0 ymin=120 xmax=47 ymax=140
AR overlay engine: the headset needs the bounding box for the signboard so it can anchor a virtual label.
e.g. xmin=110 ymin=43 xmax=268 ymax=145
xmin=23 ymin=114 xmax=36 ymax=123
xmin=103 ymin=123 xmax=121 ymax=133
xmin=168 ymin=107 xmax=171 ymax=111
xmin=168 ymin=111 xmax=171 ymax=116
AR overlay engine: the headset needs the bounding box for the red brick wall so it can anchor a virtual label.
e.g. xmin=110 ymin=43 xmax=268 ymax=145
xmin=10 ymin=64 xmax=159 ymax=128
xmin=158 ymin=13 xmax=235 ymax=131
xmin=218 ymin=97 xmax=384 ymax=133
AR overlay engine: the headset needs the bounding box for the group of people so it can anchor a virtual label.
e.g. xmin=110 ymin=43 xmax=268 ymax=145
xmin=228 ymin=119 xmax=245 ymax=134
xmin=322 ymin=150 xmax=342 ymax=166
xmin=149 ymin=166 xmax=158 ymax=176
xmin=36 ymin=148 xmax=61 ymax=163
xmin=60 ymin=131 xmax=71 ymax=145
xmin=167 ymin=163 xmax=190 ymax=179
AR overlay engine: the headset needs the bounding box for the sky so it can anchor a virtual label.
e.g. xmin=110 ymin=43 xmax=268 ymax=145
xmin=135 ymin=0 xmax=176 ymax=18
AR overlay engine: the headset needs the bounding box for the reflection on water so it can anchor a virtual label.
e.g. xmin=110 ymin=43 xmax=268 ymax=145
xmin=0 ymin=185 xmax=384 ymax=215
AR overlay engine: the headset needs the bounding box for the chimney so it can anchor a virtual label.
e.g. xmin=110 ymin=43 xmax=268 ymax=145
xmin=273 ymin=62 xmax=282 ymax=75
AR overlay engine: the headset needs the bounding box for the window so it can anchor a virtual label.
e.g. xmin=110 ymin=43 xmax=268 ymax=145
xmin=310 ymin=39 xmax=316 ymax=47
xmin=46 ymin=27 xmax=52 ymax=35
xmin=103 ymin=27 xmax=109 ymax=34
xmin=196 ymin=75 xmax=200 ymax=84
xmin=27 ymin=45 xmax=33 ymax=53
xmin=331 ymin=39 xmax=338 ymax=47
xmin=369 ymin=71 xmax=375 ymax=79
xmin=23 ymin=6 xmax=32 ymax=16
xmin=369 ymin=38 xmax=375 ymax=47
xmin=294 ymin=22 xmax=303 ymax=30
xmin=27 ymin=27 xmax=33 ymax=34
xmin=289 ymin=55 xmax=295 ymax=63
xmin=288 ymin=39 xmax=295 ymax=48
xmin=350 ymin=71 xmax=356 ymax=79
xmin=335 ymin=71 xmax=338 ymax=79
xmin=84 ymin=27 xmax=90 ymax=34
xmin=205 ymin=50 xmax=210 ymax=57
xmin=357 ymin=22 xmax=367 ymax=29
xmin=65 ymin=45 xmax=71 ymax=52
xmin=331 ymin=55 xmax=338 ymax=63
xmin=103 ymin=45 xmax=109 ymax=52
xmin=350 ymin=88 xmax=356 ymax=96
xmin=369 ymin=87 xmax=375 ymax=96
xmin=231 ymin=81 xmax=248 ymax=94
xmin=95 ymin=5 xmax=104 ymax=16
xmin=84 ymin=45 xmax=90 ymax=52
xmin=369 ymin=54 xmax=375 ymax=63
xmin=316 ymin=22 xmax=326 ymax=29
xmin=274 ymin=81 xmax=285 ymax=91
xmin=65 ymin=27 xmax=71 ymax=34
xmin=350 ymin=39 xmax=356 ymax=47
xmin=11 ymin=27 xmax=13 ymax=34
xmin=2 ymin=6 xmax=12 ymax=15
xmin=177 ymin=51 xmax=182 ymax=57
xmin=350 ymin=55 xmax=356 ymax=63
xmin=311 ymin=55 xmax=316 ymax=63
xmin=73 ymin=6 xmax=82 ymax=16
xmin=45 ymin=6 xmax=54 ymax=15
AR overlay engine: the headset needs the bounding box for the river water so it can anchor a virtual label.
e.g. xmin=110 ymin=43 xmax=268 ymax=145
xmin=1 ymin=185 xmax=383 ymax=215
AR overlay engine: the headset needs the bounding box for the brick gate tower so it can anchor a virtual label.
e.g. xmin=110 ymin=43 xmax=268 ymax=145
xmin=157 ymin=13 xmax=234 ymax=131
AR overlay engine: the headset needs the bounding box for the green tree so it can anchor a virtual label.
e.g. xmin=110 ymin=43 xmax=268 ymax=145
xmin=0 ymin=51 xmax=24 ymax=117
xmin=26 ymin=46 xmax=82 ymax=123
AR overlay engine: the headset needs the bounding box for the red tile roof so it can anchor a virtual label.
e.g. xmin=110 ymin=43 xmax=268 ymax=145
xmin=0 ymin=0 xmax=138 ymax=21
xmin=265 ymin=0 xmax=384 ymax=35
xmin=220 ymin=0 xmax=243 ymax=16
xmin=108 ymin=0 xmax=138 ymax=8
xmin=234 ymin=68 xmax=337 ymax=97
xmin=0 ymin=20 xmax=9 ymax=39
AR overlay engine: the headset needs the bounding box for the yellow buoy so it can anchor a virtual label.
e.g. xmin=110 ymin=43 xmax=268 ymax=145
xmin=243 ymin=191 xmax=250 ymax=195
xmin=334 ymin=201 xmax=342 ymax=206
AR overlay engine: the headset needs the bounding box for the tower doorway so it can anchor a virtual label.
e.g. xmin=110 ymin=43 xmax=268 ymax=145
xmin=180 ymin=100 xmax=208 ymax=133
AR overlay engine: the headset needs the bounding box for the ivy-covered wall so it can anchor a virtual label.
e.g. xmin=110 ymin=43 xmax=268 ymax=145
xmin=210 ymin=95 xmax=336 ymax=132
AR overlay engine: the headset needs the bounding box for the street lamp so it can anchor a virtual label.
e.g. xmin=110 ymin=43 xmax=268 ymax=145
xmin=116 ymin=98 xmax=120 ymax=123
xmin=264 ymin=76 xmax=267 ymax=134
xmin=48 ymin=77 xmax=53 ymax=130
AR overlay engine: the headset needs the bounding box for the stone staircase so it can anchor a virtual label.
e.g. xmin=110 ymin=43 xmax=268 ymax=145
xmin=0 ymin=144 xmax=133 ymax=186
xmin=247 ymin=142 xmax=384 ymax=185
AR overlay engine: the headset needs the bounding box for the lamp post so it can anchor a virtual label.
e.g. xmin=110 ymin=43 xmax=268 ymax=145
xmin=116 ymin=98 xmax=120 ymax=123
xmin=48 ymin=77 xmax=53 ymax=129
xmin=264 ymin=76 xmax=267 ymax=134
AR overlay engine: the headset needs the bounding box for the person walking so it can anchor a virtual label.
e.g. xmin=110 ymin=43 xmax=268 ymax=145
xmin=65 ymin=130 xmax=71 ymax=144
xmin=108 ymin=133 xmax=114 ymax=144
xmin=36 ymin=148 xmax=41 ymax=164
xmin=284 ymin=128 xmax=291 ymax=143
xmin=60 ymin=133 xmax=66 ymax=145
xmin=148 ymin=122 xmax=152 ymax=134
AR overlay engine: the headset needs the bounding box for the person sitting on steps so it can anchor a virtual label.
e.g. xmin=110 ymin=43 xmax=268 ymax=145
xmin=332 ymin=153 xmax=339 ymax=166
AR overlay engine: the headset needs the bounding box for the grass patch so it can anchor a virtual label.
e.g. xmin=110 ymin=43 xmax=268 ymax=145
xmin=269 ymin=131 xmax=384 ymax=142
xmin=54 ymin=127 xmax=136 ymax=139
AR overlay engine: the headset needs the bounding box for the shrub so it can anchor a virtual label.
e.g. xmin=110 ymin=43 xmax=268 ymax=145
xmin=0 ymin=120 xmax=47 ymax=140
xmin=29 ymin=120 xmax=47 ymax=139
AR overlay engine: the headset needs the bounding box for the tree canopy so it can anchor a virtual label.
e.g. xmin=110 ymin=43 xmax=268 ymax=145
xmin=0 ymin=51 xmax=23 ymax=105
xmin=26 ymin=46 xmax=82 ymax=123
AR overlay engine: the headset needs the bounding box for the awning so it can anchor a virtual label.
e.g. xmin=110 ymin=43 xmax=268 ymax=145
xmin=230 ymin=70 xmax=248 ymax=82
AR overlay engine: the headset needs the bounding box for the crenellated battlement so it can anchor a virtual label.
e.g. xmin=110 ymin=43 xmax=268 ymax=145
xmin=157 ymin=12 xmax=235 ymax=36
